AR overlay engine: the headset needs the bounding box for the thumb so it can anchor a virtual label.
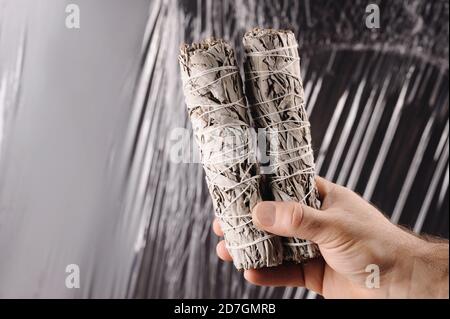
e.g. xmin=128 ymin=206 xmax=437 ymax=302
xmin=252 ymin=201 xmax=328 ymax=245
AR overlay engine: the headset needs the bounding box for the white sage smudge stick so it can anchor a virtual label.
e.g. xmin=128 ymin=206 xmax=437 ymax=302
xmin=179 ymin=38 xmax=284 ymax=270
xmin=243 ymin=28 xmax=321 ymax=263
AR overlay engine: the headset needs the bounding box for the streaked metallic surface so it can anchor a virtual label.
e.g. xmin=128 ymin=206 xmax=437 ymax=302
xmin=0 ymin=0 xmax=448 ymax=298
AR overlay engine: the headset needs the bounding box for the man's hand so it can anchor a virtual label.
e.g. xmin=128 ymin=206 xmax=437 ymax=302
xmin=213 ymin=176 xmax=449 ymax=298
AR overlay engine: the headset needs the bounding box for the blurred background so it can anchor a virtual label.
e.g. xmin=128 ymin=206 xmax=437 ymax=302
xmin=0 ymin=0 xmax=448 ymax=298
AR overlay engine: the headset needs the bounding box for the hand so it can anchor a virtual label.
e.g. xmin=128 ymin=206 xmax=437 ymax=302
xmin=213 ymin=176 xmax=449 ymax=298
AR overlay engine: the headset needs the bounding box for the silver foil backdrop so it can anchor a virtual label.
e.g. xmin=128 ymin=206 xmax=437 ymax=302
xmin=0 ymin=0 xmax=448 ymax=298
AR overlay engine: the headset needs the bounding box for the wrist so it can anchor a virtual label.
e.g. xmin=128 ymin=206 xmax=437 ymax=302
xmin=415 ymin=241 xmax=449 ymax=298
xmin=390 ymin=235 xmax=449 ymax=298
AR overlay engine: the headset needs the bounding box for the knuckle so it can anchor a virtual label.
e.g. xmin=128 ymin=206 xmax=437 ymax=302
xmin=289 ymin=203 xmax=304 ymax=229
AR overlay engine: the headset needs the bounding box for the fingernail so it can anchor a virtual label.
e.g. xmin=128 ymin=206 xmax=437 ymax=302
xmin=254 ymin=202 xmax=276 ymax=227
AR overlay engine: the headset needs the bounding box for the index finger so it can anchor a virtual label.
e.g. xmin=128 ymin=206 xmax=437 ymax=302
xmin=315 ymin=175 xmax=333 ymax=201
